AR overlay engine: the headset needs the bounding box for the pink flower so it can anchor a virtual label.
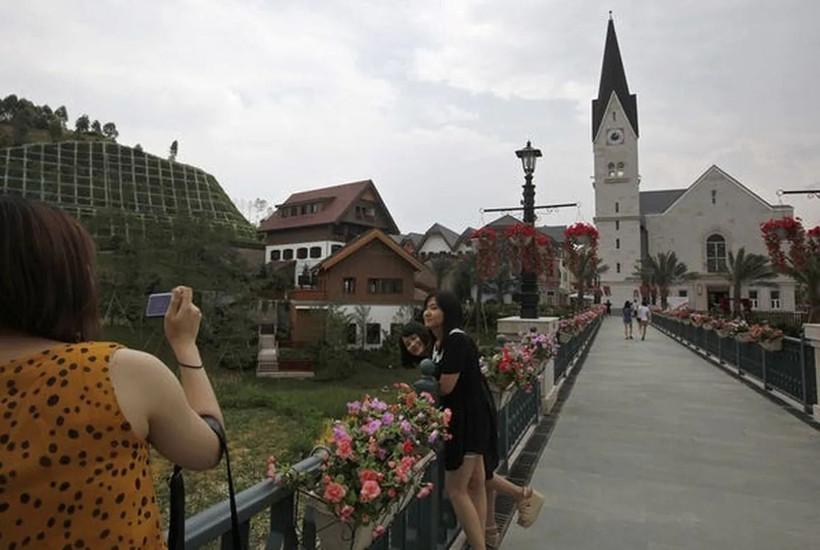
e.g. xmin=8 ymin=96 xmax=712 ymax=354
xmin=428 ymin=430 xmax=439 ymax=444
xmin=323 ymin=482 xmax=347 ymax=504
xmin=336 ymin=438 xmax=353 ymax=459
xmin=362 ymin=419 xmax=382 ymax=436
xmin=346 ymin=401 xmax=362 ymax=415
xmin=368 ymin=437 xmax=380 ymax=456
xmin=358 ymin=469 xmax=382 ymax=484
xmin=400 ymin=420 xmax=413 ymax=433
xmin=373 ymin=525 xmax=386 ymax=539
xmin=339 ymin=504 xmax=355 ymax=523
xmin=442 ymin=408 xmax=452 ymax=426
xmin=359 ymin=480 xmax=382 ymax=502
xmin=417 ymin=482 xmax=434 ymax=498
xmin=387 ymin=488 xmax=397 ymax=498
xmin=420 ymin=391 xmax=435 ymax=404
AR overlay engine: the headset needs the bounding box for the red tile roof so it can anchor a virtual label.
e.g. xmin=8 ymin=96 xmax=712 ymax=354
xmin=258 ymin=180 xmax=399 ymax=233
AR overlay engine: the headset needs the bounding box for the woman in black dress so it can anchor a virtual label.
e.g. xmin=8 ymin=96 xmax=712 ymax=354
xmin=399 ymin=321 xmax=545 ymax=545
xmin=421 ymin=290 xmax=495 ymax=549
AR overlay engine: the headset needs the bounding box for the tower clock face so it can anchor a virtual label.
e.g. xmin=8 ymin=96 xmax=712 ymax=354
xmin=607 ymin=128 xmax=625 ymax=145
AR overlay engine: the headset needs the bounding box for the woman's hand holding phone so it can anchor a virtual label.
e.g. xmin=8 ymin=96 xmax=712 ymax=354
xmin=164 ymin=286 xmax=202 ymax=364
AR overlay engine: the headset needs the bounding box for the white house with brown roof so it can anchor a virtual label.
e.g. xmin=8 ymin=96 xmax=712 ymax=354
xmin=287 ymin=229 xmax=434 ymax=349
xmin=258 ymin=180 xmax=400 ymax=284
xmin=592 ymin=18 xmax=795 ymax=311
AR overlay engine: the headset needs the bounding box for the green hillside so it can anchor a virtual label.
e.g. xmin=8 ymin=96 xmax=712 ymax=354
xmin=0 ymin=94 xmax=259 ymax=246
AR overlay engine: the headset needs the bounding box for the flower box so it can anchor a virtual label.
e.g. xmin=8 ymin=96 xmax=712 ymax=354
xmin=702 ymin=323 xmax=713 ymax=331
xmin=303 ymin=451 xmax=436 ymax=550
xmin=716 ymin=328 xmax=732 ymax=339
xmin=735 ymin=332 xmax=755 ymax=344
xmin=489 ymin=384 xmax=515 ymax=409
xmin=759 ymin=338 xmax=783 ymax=352
xmin=558 ymin=331 xmax=574 ymax=344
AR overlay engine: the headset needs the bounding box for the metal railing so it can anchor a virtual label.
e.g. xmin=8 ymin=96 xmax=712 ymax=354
xmin=179 ymin=319 xmax=604 ymax=549
xmin=653 ymin=316 xmax=817 ymax=413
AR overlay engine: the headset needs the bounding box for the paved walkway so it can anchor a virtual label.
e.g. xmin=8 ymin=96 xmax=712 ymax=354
xmin=503 ymin=317 xmax=820 ymax=550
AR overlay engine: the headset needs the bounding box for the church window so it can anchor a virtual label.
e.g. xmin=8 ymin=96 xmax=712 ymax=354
xmin=615 ymin=220 xmax=620 ymax=231
xmin=615 ymin=201 xmax=619 ymax=213
xmin=608 ymin=162 xmax=616 ymax=177
xmin=616 ymin=238 xmax=620 ymax=249
xmin=616 ymin=162 xmax=625 ymax=177
xmin=612 ymin=111 xmax=616 ymax=121
xmin=711 ymin=190 xmax=717 ymax=205
xmin=616 ymin=262 xmax=621 ymax=273
xmin=678 ymin=289 xmax=688 ymax=298
xmin=706 ymin=234 xmax=727 ymax=272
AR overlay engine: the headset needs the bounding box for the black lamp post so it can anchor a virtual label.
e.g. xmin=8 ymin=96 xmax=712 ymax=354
xmin=515 ymin=141 xmax=542 ymax=319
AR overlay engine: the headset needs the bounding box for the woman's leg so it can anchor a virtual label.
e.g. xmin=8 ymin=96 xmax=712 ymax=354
xmin=486 ymin=486 xmax=497 ymax=527
xmin=486 ymin=474 xmax=525 ymax=501
xmin=445 ymin=457 xmax=486 ymax=550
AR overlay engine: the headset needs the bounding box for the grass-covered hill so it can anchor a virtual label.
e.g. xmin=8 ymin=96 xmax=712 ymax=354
xmin=0 ymin=94 xmax=258 ymax=246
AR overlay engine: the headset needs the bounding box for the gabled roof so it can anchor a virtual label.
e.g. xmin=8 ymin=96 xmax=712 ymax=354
xmin=454 ymin=227 xmax=476 ymax=249
xmin=592 ymin=16 xmax=638 ymax=140
xmin=485 ymin=214 xmax=522 ymax=227
xmin=258 ymin=179 xmax=399 ymax=234
xmin=537 ymin=225 xmax=567 ymax=244
xmin=398 ymin=232 xmax=424 ymax=248
xmin=639 ymin=189 xmax=686 ymax=215
xmin=660 ymin=165 xmax=791 ymax=215
xmin=313 ymin=228 xmax=426 ymax=273
xmin=417 ymin=223 xmax=460 ymax=251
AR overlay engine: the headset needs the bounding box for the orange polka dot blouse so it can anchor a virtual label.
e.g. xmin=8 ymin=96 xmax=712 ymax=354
xmin=0 ymin=342 xmax=165 ymax=549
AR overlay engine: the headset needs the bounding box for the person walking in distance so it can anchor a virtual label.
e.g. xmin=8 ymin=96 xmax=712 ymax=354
xmin=622 ymin=301 xmax=634 ymax=339
xmin=637 ymin=300 xmax=651 ymax=340
xmin=605 ymin=300 xmax=612 ymax=315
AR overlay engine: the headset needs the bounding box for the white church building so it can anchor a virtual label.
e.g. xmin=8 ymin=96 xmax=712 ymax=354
xmin=592 ymin=17 xmax=796 ymax=312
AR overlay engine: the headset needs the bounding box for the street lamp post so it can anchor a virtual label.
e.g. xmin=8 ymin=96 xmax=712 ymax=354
xmin=515 ymin=141 xmax=542 ymax=319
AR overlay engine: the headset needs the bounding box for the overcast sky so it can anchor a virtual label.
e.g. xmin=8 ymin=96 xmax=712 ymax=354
xmin=3 ymin=0 xmax=819 ymax=232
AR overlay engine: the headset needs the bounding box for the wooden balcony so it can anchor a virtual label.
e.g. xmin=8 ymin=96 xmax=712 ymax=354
xmin=288 ymin=288 xmax=327 ymax=301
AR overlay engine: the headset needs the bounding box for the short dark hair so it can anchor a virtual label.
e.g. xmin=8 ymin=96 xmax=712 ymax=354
xmin=398 ymin=321 xmax=432 ymax=366
xmin=0 ymin=195 xmax=100 ymax=342
xmin=424 ymin=290 xmax=463 ymax=342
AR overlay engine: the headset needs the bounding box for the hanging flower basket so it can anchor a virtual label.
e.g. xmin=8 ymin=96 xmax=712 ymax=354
xmin=303 ymin=451 xmax=436 ymax=550
xmin=750 ymin=324 xmax=784 ymax=352
xmin=716 ymin=328 xmax=732 ymax=338
xmin=702 ymin=323 xmax=714 ymax=331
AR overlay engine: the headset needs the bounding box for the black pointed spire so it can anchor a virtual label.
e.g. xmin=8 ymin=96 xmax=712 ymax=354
xmin=592 ymin=16 xmax=638 ymax=140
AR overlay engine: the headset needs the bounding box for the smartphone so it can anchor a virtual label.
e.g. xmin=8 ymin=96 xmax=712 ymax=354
xmin=145 ymin=292 xmax=173 ymax=318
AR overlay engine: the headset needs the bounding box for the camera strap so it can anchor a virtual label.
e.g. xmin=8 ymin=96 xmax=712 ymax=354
xmin=167 ymin=415 xmax=241 ymax=550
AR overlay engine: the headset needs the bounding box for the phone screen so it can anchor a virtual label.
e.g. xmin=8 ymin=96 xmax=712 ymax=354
xmin=145 ymin=292 xmax=173 ymax=318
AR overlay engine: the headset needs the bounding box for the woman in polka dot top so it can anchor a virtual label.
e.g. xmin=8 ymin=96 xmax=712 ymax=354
xmin=0 ymin=196 xmax=225 ymax=549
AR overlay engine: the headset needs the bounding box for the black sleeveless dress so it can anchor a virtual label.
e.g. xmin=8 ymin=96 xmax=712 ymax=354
xmin=434 ymin=330 xmax=499 ymax=478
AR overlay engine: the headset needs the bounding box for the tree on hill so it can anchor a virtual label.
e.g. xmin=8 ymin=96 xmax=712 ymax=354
xmin=54 ymin=106 xmax=68 ymax=127
xmin=134 ymin=143 xmax=143 ymax=152
xmin=102 ymin=122 xmax=119 ymax=140
xmin=169 ymin=140 xmax=178 ymax=162
xmin=91 ymin=120 xmax=103 ymax=135
xmin=48 ymin=118 xmax=63 ymax=141
xmin=75 ymin=114 xmax=90 ymax=133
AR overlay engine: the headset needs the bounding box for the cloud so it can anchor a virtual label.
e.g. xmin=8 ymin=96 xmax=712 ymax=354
xmin=1 ymin=0 xmax=818 ymax=231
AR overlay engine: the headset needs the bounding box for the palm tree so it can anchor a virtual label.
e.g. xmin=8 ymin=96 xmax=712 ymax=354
xmin=644 ymin=251 xmax=693 ymax=309
xmin=722 ymin=247 xmax=777 ymax=316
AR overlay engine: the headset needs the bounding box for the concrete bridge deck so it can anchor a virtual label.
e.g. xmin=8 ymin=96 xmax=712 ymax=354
xmin=502 ymin=317 xmax=820 ymax=550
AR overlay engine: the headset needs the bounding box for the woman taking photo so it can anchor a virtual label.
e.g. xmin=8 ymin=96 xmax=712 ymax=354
xmin=0 ymin=196 xmax=224 ymax=549
xmin=399 ymin=320 xmax=544 ymax=546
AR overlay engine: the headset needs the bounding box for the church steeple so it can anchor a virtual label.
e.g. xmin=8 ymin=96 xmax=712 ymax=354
xmin=592 ymin=14 xmax=638 ymax=140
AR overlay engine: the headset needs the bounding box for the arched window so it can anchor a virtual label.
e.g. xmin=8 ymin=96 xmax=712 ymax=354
xmin=706 ymin=234 xmax=727 ymax=272
xmin=607 ymin=162 xmax=616 ymax=177
xmin=616 ymin=162 xmax=625 ymax=177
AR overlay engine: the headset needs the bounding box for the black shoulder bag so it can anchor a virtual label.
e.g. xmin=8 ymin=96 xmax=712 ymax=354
xmin=167 ymin=416 xmax=241 ymax=550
